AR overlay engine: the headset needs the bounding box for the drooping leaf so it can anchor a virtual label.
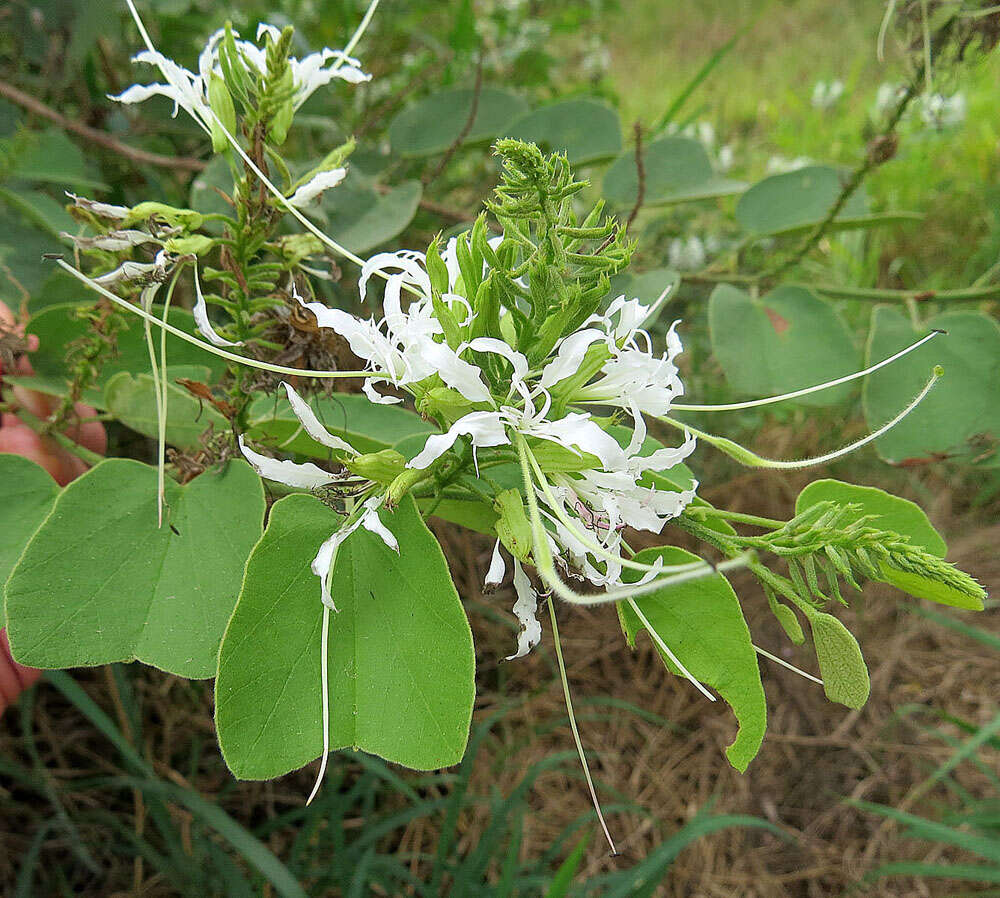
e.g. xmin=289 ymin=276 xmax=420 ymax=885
xmin=317 ymin=180 xmax=422 ymax=254
xmin=506 ymin=99 xmax=622 ymax=165
xmin=618 ymin=546 xmax=766 ymax=771
xmin=17 ymin=302 xmax=228 ymax=407
xmin=247 ymin=390 xmax=433 ymax=457
xmin=8 ymin=129 xmax=105 ymax=190
xmin=5 ymin=459 xmax=265 ymax=678
xmin=602 ymin=135 xmax=745 ymax=207
xmin=708 ymin=283 xmax=860 ymax=406
xmin=863 ymin=306 xmax=1000 ymax=467
xmin=0 ymin=455 xmax=59 ymax=627
xmin=735 ymin=165 xmax=868 ymax=235
xmin=804 ymin=610 xmax=870 ymax=710
xmin=215 ymin=493 xmax=475 ymax=778
xmin=104 ymin=368 xmax=226 ymax=450
xmin=389 ymin=87 xmax=529 ymax=158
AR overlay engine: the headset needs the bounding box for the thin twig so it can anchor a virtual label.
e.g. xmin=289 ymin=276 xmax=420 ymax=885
xmin=759 ymin=15 xmax=956 ymax=281
xmin=808 ymin=281 xmax=1000 ymax=302
xmin=422 ymin=55 xmax=483 ymax=187
xmin=0 ymin=78 xmax=207 ymax=172
xmin=625 ymin=121 xmax=645 ymax=232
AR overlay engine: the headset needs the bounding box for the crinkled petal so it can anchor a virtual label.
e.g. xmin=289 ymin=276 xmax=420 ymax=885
xmin=539 ymin=328 xmax=605 ymax=390
xmin=281 ymin=382 xmax=358 ymax=454
xmin=506 ymin=560 xmax=542 ymax=661
xmin=464 ymin=337 xmax=529 ymax=385
xmin=423 ymin=341 xmax=492 ymax=403
xmin=66 ymin=192 xmax=129 ymax=220
xmin=362 ymin=380 xmax=402 ymax=405
xmin=360 ymin=497 xmax=399 ymax=552
xmin=238 ymin=434 xmax=338 ymax=489
xmin=287 ymin=167 xmax=347 ymax=208
xmin=193 ymin=267 xmax=243 ymax=347
xmin=407 ymin=411 xmax=508 ymax=470
xmin=484 ymin=539 xmax=506 ymax=589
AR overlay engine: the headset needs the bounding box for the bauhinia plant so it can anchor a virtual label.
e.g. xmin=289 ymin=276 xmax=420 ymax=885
xmin=0 ymin=0 xmax=986 ymax=854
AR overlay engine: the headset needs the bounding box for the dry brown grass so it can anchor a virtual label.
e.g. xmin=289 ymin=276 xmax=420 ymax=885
xmin=1 ymin=466 xmax=997 ymax=896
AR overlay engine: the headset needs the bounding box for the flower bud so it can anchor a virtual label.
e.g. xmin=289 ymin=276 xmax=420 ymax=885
xmin=165 ymin=234 xmax=215 ymax=256
xmin=208 ymin=73 xmax=238 ymax=154
xmin=126 ymin=202 xmax=203 ymax=230
xmin=417 ymin=386 xmax=477 ymax=423
xmin=493 ymin=489 xmax=532 ymax=563
xmin=345 ymin=449 xmax=407 ymax=485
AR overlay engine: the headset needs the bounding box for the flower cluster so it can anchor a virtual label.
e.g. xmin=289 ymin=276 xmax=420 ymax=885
xmin=239 ymin=231 xmax=697 ymax=659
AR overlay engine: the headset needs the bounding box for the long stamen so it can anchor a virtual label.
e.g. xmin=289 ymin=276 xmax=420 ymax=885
xmin=547 ymin=597 xmax=618 ymax=856
xmin=523 ymin=444 xmax=709 ymax=578
xmin=515 ymin=434 xmax=750 ymax=607
xmin=306 ymin=602 xmax=332 ymax=806
xmin=660 ymin=366 xmax=942 ymax=470
xmin=626 ymin=597 xmax=716 ymax=702
xmin=141 ymin=281 xmax=165 ymax=526
xmin=55 ymin=259 xmax=376 ymax=380
xmin=753 ymin=644 xmax=824 ymax=685
xmin=669 ymin=330 xmax=943 ymax=412
xmin=156 ymin=269 xmax=181 ymax=526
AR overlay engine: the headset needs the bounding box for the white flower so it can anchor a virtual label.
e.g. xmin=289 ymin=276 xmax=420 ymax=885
xmin=238 ymin=434 xmax=341 ymax=489
xmin=287 ymin=167 xmax=348 ymax=208
xmin=874 ymin=82 xmax=906 ymax=118
xmin=482 ymin=541 xmax=542 ymax=661
xmin=919 ymin=92 xmax=966 ymax=129
xmin=668 ymin=236 xmax=706 ymax=270
xmin=111 ymin=24 xmax=370 ymax=136
xmin=811 ymin=79 xmax=844 ymax=109
xmin=66 ymin=192 xmax=129 ymax=221
xmin=62 ymin=229 xmax=161 ymax=252
xmin=94 ymin=249 xmax=173 ymax=286
xmin=193 ymin=267 xmax=243 ymax=347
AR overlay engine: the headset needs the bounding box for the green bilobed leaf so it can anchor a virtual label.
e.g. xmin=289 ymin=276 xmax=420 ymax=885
xmin=215 ymin=494 xmax=475 ymax=778
xmin=247 ymin=391 xmax=433 ymax=457
xmin=863 ymin=307 xmax=1000 ymax=467
xmin=805 ymin=610 xmax=870 ymax=709
xmin=389 ymin=87 xmax=530 ymax=158
xmin=318 ymin=180 xmax=422 ymax=254
xmin=189 ymin=154 xmax=235 ymax=234
xmin=618 ymin=546 xmax=766 ymax=771
xmin=104 ymin=368 xmax=226 ymax=450
xmin=602 ymin=135 xmax=745 ymax=207
xmin=735 ymin=165 xmax=868 ymax=235
xmin=708 ymin=283 xmax=860 ymax=406
xmin=5 ymin=459 xmax=265 ymax=678
xmin=0 ymin=455 xmax=59 ymax=627
xmin=19 ymin=302 xmax=228 ymax=407
xmin=796 ymin=479 xmax=946 ymax=556
xmin=506 ymin=99 xmax=622 ymax=165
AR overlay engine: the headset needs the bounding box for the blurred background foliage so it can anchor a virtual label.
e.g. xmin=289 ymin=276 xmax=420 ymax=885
xmin=1 ymin=0 xmax=999 ymax=894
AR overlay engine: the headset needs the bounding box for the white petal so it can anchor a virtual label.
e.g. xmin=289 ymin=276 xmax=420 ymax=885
xmin=422 ymin=340 xmax=492 ymax=403
xmin=238 ymin=434 xmax=338 ymax=489
xmin=484 ymin=539 xmax=506 ymax=589
xmin=66 ymin=192 xmax=129 ymax=220
xmin=539 ymin=329 xmax=605 ymax=390
xmin=287 ymin=167 xmax=347 ymax=208
xmin=464 ymin=337 xmax=529 ymax=385
xmin=193 ymin=267 xmax=243 ymax=347
xmin=256 ymin=23 xmax=282 ymax=42
xmin=311 ymin=528 xmax=350 ymax=610
xmin=281 ymin=382 xmax=357 ymax=454
xmin=360 ymin=497 xmax=399 ymax=553
xmin=506 ymin=560 xmax=542 ymax=661
xmin=407 ymin=411 xmax=508 ymax=470
xmin=362 ymin=380 xmax=402 ymax=405
xmin=62 ymin=229 xmax=160 ymax=252
xmin=531 ymin=413 xmax=627 ymax=472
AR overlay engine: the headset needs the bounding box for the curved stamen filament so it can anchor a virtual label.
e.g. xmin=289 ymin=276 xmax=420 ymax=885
xmin=659 ymin=366 xmax=942 ymax=470
xmin=522 ymin=442 xmax=709 ymax=579
xmin=753 ymin=644 xmax=823 ymax=685
xmin=669 ymin=330 xmax=943 ymax=412
xmin=56 ymin=259 xmax=377 ymax=380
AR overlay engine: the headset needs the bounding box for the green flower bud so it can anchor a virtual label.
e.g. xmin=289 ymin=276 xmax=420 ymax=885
xmin=345 ymin=449 xmax=407 ymax=485
xmin=165 ymin=234 xmax=215 ymax=256
xmin=425 ymin=237 xmax=450 ymax=295
xmin=417 ymin=386 xmax=477 ymax=423
xmin=493 ymin=489 xmax=532 ymax=562
xmin=126 ymin=202 xmax=203 ymax=230
xmin=208 ymin=73 xmax=238 ymax=154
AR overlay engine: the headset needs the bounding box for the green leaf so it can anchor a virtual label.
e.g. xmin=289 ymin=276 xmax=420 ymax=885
xmin=9 ymin=129 xmax=105 ymax=190
xmin=708 ymin=284 xmax=860 ymax=407
xmin=0 ymin=455 xmax=59 ymax=627
xmin=104 ymin=368 xmax=226 ymax=450
xmin=796 ymin=479 xmax=946 ymax=556
xmin=863 ymin=306 xmax=1000 ymax=467
xmin=317 ymin=180 xmax=422 ymax=254
xmin=215 ymin=493 xmax=475 ymax=778
xmin=735 ymin=165 xmax=868 ymax=235
xmin=189 ymin=155 xmax=235 ymax=234
xmin=618 ymin=546 xmax=766 ymax=772
xmin=804 ymin=610 xmax=870 ymax=709
xmin=0 ymin=208 xmax=61 ymax=295
xmin=5 ymin=459 xmax=265 ymax=678
xmin=506 ymin=99 xmax=622 ymax=165
xmin=602 ymin=135 xmax=745 ymax=208
xmin=389 ymin=87 xmax=530 ymax=158
xmin=247 ymin=390 xmax=433 ymax=457
xmin=19 ymin=302 xmax=228 ymax=408
xmin=607 ymin=267 xmax=679 ymax=315
xmin=0 ymin=185 xmax=76 ymax=237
